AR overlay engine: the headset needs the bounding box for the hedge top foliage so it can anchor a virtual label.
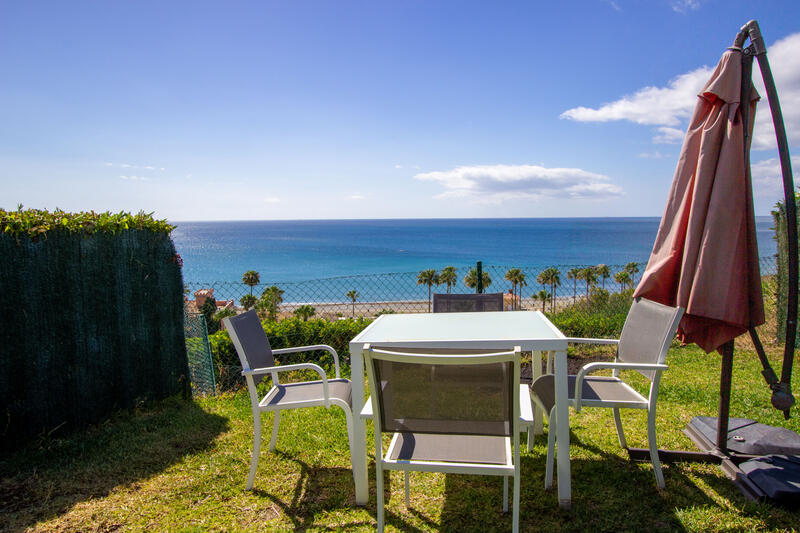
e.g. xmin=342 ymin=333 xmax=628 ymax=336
xmin=1 ymin=206 xmax=174 ymax=239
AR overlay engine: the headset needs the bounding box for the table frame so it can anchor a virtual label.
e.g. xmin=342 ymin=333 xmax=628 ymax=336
xmin=347 ymin=311 xmax=572 ymax=508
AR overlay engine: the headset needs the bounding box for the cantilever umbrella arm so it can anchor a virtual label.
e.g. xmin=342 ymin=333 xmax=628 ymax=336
xmin=736 ymin=20 xmax=797 ymax=418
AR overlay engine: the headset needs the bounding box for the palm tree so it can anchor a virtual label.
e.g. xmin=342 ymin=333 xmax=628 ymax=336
xmin=239 ymin=293 xmax=257 ymax=311
xmin=293 ymin=304 xmax=315 ymax=321
xmin=567 ymin=267 xmax=581 ymax=305
xmin=242 ymin=270 xmax=260 ymax=296
xmin=417 ymin=269 xmax=439 ymax=312
xmin=580 ymin=267 xmax=598 ymax=300
xmin=625 ymin=262 xmax=640 ymax=287
xmin=504 ymin=268 xmax=523 ymax=309
xmin=595 ymin=264 xmax=611 ymax=290
xmin=439 ymin=266 xmax=457 ymax=293
xmin=533 ymin=289 xmax=550 ymax=312
xmin=537 ymin=267 xmax=561 ymax=313
xmin=346 ymin=290 xmax=359 ymax=317
xmin=516 ymin=271 xmax=527 ymax=309
xmin=463 ymin=268 xmax=491 ymax=292
xmin=614 ymin=270 xmax=632 ymax=292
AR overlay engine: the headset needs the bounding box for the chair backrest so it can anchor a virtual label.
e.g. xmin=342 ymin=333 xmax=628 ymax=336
xmin=432 ymin=293 xmax=504 ymax=313
xmin=222 ymin=310 xmax=275 ymax=384
xmin=364 ymin=346 xmax=520 ymax=437
xmin=617 ymin=298 xmax=684 ymax=380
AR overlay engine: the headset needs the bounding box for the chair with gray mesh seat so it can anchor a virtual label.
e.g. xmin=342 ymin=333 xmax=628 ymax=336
xmin=529 ymin=297 xmax=683 ymax=489
xmin=223 ymin=310 xmax=355 ymax=490
xmin=363 ymin=345 xmax=522 ymax=532
xmin=432 ymin=292 xmax=504 ymax=313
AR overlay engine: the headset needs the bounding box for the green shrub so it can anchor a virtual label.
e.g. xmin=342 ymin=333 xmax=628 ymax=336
xmin=549 ymin=289 xmax=633 ymax=338
xmin=209 ymin=316 xmax=373 ymax=371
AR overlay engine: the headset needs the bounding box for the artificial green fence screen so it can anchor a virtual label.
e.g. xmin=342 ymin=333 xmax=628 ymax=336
xmin=773 ymin=198 xmax=800 ymax=344
xmin=0 ymin=214 xmax=188 ymax=450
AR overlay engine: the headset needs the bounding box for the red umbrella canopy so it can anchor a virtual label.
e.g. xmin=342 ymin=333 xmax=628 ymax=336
xmin=634 ymin=48 xmax=764 ymax=354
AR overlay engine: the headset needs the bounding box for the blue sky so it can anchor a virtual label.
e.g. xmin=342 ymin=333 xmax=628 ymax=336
xmin=1 ymin=1 xmax=798 ymax=221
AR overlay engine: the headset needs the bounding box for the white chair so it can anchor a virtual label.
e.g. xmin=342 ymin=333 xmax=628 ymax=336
xmin=530 ymin=297 xmax=684 ymax=489
xmin=223 ymin=310 xmax=355 ymax=490
xmin=363 ymin=345 xmax=523 ymax=532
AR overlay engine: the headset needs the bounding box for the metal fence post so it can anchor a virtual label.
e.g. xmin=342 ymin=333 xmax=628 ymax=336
xmin=476 ymin=261 xmax=483 ymax=294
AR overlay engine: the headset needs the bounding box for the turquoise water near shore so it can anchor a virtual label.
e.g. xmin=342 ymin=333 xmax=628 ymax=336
xmin=172 ymin=217 xmax=777 ymax=285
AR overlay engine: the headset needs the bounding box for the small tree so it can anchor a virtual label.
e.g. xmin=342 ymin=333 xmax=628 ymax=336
xmin=567 ymin=267 xmax=581 ymax=305
xmin=293 ymin=304 xmax=316 ymax=321
xmin=533 ymin=289 xmax=550 ymax=313
xmin=624 ymin=262 xmax=640 ymax=286
xmin=464 ymin=268 xmax=491 ymax=291
xmin=257 ymin=285 xmax=284 ymax=322
xmin=417 ymin=269 xmax=439 ymax=312
xmin=439 ymin=266 xmax=458 ymax=293
xmin=595 ymin=264 xmax=611 ymax=290
xmin=240 ymin=293 xmax=257 ymax=311
xmin=346 ymin=290 xmax=360 ymax=317
xmin=242 ymin=270 xmax=260 ymax=296
xmin=200 ymin=295 xmax=220 ymax=334
xmin=614 ymin=270 xmax=632 ymax=292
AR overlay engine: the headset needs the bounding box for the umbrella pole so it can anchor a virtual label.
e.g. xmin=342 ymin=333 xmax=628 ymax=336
xmin=738 ymin=19 xmax=798 ymax=416
xmin=716 ymin=341 xmax=735 ymax=450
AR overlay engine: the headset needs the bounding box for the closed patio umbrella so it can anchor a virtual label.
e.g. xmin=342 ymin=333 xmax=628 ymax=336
xmin=633 ymin=46 xmax=763 ymax=354
xmin=633 ymin=20 xmax=797 ymax=457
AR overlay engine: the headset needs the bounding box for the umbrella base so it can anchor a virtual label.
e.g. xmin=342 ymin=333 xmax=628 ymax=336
xmin=686 ymin=416 xmax=800 ymax=456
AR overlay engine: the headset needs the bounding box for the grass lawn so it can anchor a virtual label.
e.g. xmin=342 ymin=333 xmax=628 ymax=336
xmin=2 ymin=342 xmax=800 ymax=532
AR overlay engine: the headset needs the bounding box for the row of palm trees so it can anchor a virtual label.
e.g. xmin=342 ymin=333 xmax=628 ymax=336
xmin=416 ymin=262 xmax=643 ymax=313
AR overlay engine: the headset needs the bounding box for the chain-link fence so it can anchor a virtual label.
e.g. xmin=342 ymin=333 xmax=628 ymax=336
xmin=184 ymin=311 xmax=216 ymax=395
xmin=184 ymin=257 xmax=781 ymax=394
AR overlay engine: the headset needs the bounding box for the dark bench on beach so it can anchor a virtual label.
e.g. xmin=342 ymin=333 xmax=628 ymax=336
xmin=432 ymin=292 xmax=504 ymax=313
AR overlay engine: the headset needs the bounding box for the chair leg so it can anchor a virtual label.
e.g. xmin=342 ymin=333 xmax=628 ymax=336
xmin=545 ymin=407 xmax=556 ymax=490
xmin=503 ymin=476 xmax=508 ymax=513
xmin=612 ymin=408 xmax=627 ymax=449
xmin=527 ymin=426 xmax=534 ymax=452
xmin=375 ymin=430 xmax=385 ymax=532
xmin=512 ymin=474 xmax=520 ymax=533
xmin=246 ymin=410 xmax=262 ymax=490
xmin=647 ymin=408 xmax=665 ymax=489
xmin=269 ymin=411 xmax=281 ymax=452
xmin=404 ymin=471 xmax=410 ymax=507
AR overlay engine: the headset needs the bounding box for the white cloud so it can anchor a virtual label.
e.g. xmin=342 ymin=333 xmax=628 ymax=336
xmin=653 ymin=127 xmax=685 ymax=144
xmin=750 ymin=156 xmax=800 ymax=197
xmin=105 ymin=162 xmax=165 ymax=171
xmin=560 ymin=67 xmax=710 ymax=127
xmin=263 ymin=196 xmax=280 ymax=203
xmin=639 ymin=151 xmax=670 ymax=159
xmin=119 ymin=175 xmax=149 ymax=181
xmin=671 ymin=0 xmax=700 ymax=13
xmin=348 ymin=194 xmax=366 ymax=200
xmin=414 ymin=164 xmax=624 ymax=202
xmin=560 ymin=32 xmax=800 ymax=151
xmin=394 ymin=164 xmax=403 ymax=169
xmin=607 ymin=1 xmax=621 ymax=12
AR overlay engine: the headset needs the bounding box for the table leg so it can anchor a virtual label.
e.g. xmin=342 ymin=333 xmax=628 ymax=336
xmin=554 ymin=349 xmax=571 ymax=508
xmin=349 ymin=341 xmax=369 ymax=506
xmin=532 ymin=351 xmax=544 ymax=437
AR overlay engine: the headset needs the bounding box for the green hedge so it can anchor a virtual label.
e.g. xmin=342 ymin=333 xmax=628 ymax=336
xmin=773 ymin=196 xmax=799 ymax=344
xmin=0 ymin=209 xmax=187 ymax=450
xmin=209 ymin=316 xmax=372 ymax=373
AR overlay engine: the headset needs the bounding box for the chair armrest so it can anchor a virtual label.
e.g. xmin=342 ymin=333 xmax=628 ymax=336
xmin=271 ymin=344 xmax=341 ymax=378
xmin=565 ymin=337 xmax=620 ymax=346
xmin=242 ymin=363 xmax=331 ymax=407
xmin=574 ymin=362 xmax=668 ymax=412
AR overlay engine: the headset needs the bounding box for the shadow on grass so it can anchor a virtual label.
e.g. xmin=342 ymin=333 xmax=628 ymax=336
xmin=0 ymin=397 xmax=228 ymax=533
xmin=252 ymin=451 xmax=375 ymax=531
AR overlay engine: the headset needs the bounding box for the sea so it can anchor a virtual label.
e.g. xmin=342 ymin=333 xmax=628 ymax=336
xmin=172 ymin=217 xmax=777 ymax=290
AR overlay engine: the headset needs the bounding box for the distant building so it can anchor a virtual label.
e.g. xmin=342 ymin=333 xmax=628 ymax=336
xmin=186 ymin=288 xmax=235 ymax=314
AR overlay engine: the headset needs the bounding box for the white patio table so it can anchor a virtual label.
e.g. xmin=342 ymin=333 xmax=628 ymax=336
xmin=348 ymin=310 xmax=572 ymax=508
